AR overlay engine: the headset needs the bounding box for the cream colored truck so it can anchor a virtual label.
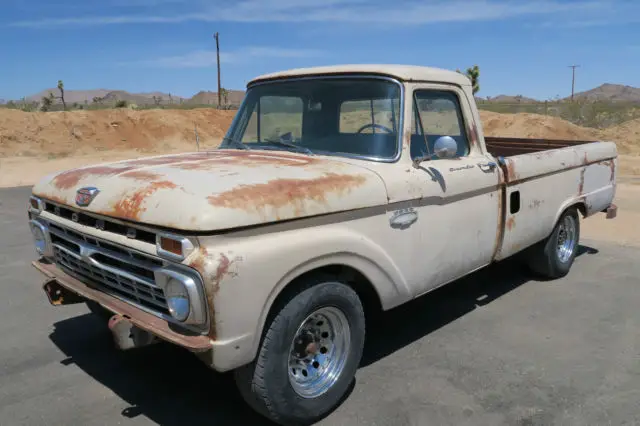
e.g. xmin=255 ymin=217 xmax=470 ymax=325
xmin=28 ymin=65 xmax=618 ymax=425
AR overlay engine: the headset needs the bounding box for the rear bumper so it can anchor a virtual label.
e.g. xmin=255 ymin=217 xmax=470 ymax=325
xmin=33 ymin=259 xmax=213 ymax=353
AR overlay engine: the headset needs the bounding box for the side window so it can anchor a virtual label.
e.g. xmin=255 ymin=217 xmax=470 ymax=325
xmin=339 ymin=99 xmax=400 ymax=133
xmin=242 ymin=96 xmax=303 ymax=142
xmin=410 ymin=90 xmax=470 ymax=159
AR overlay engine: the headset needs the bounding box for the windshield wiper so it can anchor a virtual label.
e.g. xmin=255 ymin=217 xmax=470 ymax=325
xmin=263 ymin=134 xmax=314 ymax=155
xmin=222 ymin=136 xmax=251 ymax=150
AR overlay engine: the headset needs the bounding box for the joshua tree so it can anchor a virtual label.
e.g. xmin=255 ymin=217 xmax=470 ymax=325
xmin=456 ymin=65 xmax=480 ymax=95
xmin=41 ymin=94 xmax=53 ymax=112
xmin=57 ymin=80 xmax=67 ymax=110
xmin=220 ymin=88 xmax=229 ymax=107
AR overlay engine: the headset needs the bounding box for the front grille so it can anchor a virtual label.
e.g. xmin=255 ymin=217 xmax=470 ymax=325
xmin=46 ymin=220 xmax=169 ymax=315
xmin=42 ymin=200 xmax=157 ymax=245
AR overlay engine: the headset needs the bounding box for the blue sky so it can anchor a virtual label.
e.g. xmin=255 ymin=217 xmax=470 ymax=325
xmin=1 ymin=0 xmax=638 ymax=101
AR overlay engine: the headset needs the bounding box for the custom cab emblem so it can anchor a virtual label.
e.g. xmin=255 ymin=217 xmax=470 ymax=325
xmin=75 ymin=187 xmax=100 ymax=207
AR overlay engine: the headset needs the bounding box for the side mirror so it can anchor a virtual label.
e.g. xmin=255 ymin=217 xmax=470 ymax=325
xmin=433 ymin=136 xmax=458 ymax=159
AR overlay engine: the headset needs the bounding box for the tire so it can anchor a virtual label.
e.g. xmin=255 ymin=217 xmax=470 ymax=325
xmin=85 ymin=300 xmax=113 ymax=320
xmin=234 ymin=276 xmax=366 ymax=426
xmin=526 ymin=207 xmax=580 ymax=279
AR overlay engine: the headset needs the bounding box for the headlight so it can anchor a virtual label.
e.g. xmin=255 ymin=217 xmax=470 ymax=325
xmin=29 ymin=220 xmax=53 ymax=258
xmin=154 ymin=268 xmax=206 ymax=326
xmin=166 ymin=278 xmax=190 ymax=322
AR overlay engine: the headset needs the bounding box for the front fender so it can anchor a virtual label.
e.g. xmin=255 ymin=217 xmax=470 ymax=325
xmin=191 ymin=218 xmax=411 ymax=371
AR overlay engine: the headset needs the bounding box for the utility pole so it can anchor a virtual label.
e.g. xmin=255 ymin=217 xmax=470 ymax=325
xmin=214 ymin=32 xmax=221 ymax=108
xmin=568 ymin=65 xmax=580 ymax=101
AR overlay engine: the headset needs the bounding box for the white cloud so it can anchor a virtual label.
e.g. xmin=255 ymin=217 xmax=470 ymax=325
xmin=131 ymin=46 xmax=324 ymax=68
xmin=9 ymin=0 xmax=609 ymax=28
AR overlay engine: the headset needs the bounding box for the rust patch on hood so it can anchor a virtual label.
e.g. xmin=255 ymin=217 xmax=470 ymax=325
xmin=105 ymin=180 xmax=177 ymax=221
xmin=52 ymin=166 xmax=136 ymax=190
xmin=170 ymin=151 xmax=320 ymax=171
xmin=506 ymin=216 xmax=516 ymax=231
xmin=120 ymin=170 xmax=164 ymax=181
xmin=207 ymin=172 xmax=367 ymax=217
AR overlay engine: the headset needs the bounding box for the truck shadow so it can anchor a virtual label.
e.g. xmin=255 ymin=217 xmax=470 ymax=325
xmin=47 ymin=244 xmax=598 ymax=426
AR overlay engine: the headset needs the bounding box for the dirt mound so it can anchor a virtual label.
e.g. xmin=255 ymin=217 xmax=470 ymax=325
xmin=600 ymin=117 xmax=640 ymax=154
xmin=479 ymin=110 xmax=602 ymax=141
xmin=1 ymin=108 xmax=638 ymax=159
xmin=0 ymin=108 xmax=236 ymax=157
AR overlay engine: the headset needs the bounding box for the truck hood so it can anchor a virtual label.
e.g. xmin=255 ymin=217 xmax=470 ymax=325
xmin=32 ymin=150 xmax=388 ymax=232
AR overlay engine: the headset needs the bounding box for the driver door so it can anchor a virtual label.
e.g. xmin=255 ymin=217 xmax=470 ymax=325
xmin=395 ymin=84 xmax=502 ymax=296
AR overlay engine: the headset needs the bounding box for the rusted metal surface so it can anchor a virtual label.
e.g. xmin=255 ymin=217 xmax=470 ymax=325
xmin=207 ymin=173 xmax=368 ymax=219
xmin=468 ymin=122 xmax=479 ymax=147
xmin=52 ymin=166 xmax=136 ymax=190
xmin=106 ymin=180 xmax=178 ymax=221
xmin=578 ymin=167 xmax=586 ymax=195
xmin=606 ymin=204 xmax=618 ymax=219
xmin=186 ymin=247 xmax=240 ymax=340
xmin=32 ymin=150 xmax=387 ymax=231
xmin=33 ymin=259 xmax=213 ymax=352
xmin=495 ymin=142 xmax=617 ymax=186
xmin=506 ymin=216 xmax=516 ymax=231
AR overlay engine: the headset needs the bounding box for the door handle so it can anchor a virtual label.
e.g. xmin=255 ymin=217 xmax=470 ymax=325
xmin=478 ymin=161 xmax=497 ymax=172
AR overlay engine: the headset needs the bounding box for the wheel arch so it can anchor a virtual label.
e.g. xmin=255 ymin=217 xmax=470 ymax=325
xmin=248 ymin=253 xmax=409 ymax=364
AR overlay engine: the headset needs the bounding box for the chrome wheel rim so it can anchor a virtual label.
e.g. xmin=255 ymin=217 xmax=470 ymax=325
xmin=556 ymin=215 xmax=577 ymax=263
xmin=288 ymin=306 xmax=351 ymax=398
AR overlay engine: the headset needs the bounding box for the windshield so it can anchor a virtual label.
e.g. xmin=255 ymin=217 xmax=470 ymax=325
xmin=220 ymin=77 xmax=402 ymax=160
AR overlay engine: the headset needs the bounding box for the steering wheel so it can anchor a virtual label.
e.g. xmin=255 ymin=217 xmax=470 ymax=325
xmin=356 ymin=123 xmax=394 ymax=134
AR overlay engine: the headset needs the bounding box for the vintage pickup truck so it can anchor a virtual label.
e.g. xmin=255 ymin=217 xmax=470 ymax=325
xmin=28 ymin=64 xmax=618 ymax=425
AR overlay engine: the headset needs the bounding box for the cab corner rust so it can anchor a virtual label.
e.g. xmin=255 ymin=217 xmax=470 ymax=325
xmin=506 ymin=216 xmax=516 ymax=231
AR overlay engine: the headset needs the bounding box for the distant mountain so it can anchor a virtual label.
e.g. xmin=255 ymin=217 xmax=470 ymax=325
xmin=568 ymin=84 xmax=640 ymax=102
xmin=187 ymin=90 xmax=245 ymax=106
xmin=24 ymin=89 xmax=186 ymax=106
xmin=484 ymin=94 xmax=540 ymax=103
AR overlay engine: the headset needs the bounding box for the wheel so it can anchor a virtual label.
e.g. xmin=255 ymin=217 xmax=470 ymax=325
xmin=86 ymin=300 xmax=113 ymax=320
xmin=234 ymin=277 xmax=366 ymax=426
xmin=526 ymin=207 xmax=580 ymax=279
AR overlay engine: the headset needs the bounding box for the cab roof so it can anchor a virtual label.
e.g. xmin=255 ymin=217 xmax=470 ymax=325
xmin=248 ymin=64 xmax=471 ymax=87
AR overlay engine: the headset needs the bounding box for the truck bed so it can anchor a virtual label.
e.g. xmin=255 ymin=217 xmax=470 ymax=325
xmin=485 ymin=136 xmax=596 ymax=158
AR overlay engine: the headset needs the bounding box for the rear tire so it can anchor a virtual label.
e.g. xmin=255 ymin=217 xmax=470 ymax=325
xmin=526 ymin=207 xmax=580 ymax=279
xmin=234 ymin=276 xmax=366 ymax=426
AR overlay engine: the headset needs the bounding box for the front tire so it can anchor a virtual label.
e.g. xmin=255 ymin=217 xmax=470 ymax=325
xmin=234 ymin=277 xmax=366 ymax=426
xmin=526 ymin=207 xmax=580 ymax=279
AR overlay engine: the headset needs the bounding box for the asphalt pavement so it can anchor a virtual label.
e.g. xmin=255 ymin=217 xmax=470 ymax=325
xmin=1 ymin=185 xmax=639 ymax=426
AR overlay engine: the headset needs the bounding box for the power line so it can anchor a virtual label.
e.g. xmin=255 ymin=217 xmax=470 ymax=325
xmin=568 ymin=65 xmax=580 ymax=101
xmin=214 ymin=32 xmax=221 ymax=108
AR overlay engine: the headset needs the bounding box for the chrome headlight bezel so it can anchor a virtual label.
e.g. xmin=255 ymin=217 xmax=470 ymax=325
xmin=29 ymin=219 xmax=53 ymax=258
xmin=154 ymin=267 xmax=207 ymax=326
